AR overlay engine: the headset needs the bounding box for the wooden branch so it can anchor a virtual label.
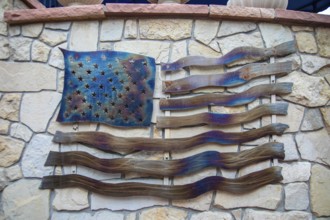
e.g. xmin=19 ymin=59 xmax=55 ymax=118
xmin=45 ymin=142 xmax=284 ymax=177
xmin=160 ymin=83 xmax=293 ymax=111
xmin=161 ymin=41 xmax=296 ymax=71
xmin=156 ymin=103 xmax=288 ymax=128
xmin=21 ymin=0 xmax=46 ymax=9
xmin=40 ymin=167 xmax=282 ymax=199
xmin=53 ymin=123 xmax=288 ymax=154
xmin=163 ymin=62 xmax=293 ymax=94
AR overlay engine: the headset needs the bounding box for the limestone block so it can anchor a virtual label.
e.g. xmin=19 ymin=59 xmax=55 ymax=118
xmin=218 ymin=31 xmax=264 ymax=54
xmin=194 ymin=19 xmax=219 ymax=45
xmin=285 ymin=182 xmax=309 ymax=211
xmin=0 ymin=136 xmax=24 ymax=167
xmin=301 ymin=108 xmax=324 ymax=131
xmin=139 ymin=19 xmax=192 ymax=40
xmin=124 ymin=19 xmax=137 ymax=39
xmin=280 ymin=162 xmax=311 ymax=183
xmin=99 ymin=42 xmax=112 ymax=50
xmin=259 ymin=23 xmax=294 ymax=47
xmin=277 ymin=71 xmax=330 ymax=107
xmin=49 ymin=43 xmax=67 ymax=70
xmin=8 ymin=26 xmax=20 ymax=36
xmin=231 ymin=209 xmax=243 ymax=220
xmin=70 ymin=21 xmax=99 ymax=51
xmin=171 ymin=40 xmax=187 ymax=62
xmin=0 ymin=21 xmax=7 ymax=36
xmin=126 ymin=213 xmax=136 ymax=220
xmin=51 ymin=211 xmax=124 ymax=220
xmin=0 ymin=36 xmax=10 ymax=59
xmin=316 ymin=27 xmax=330 ymax=58
xmin=32 ymin=40 xmax=51 ymax=62
xmin=2 ymin=179 xmax=50 ymax=220
xmin=237 ymin=158 xmax=270 ymax=177
xmin=45 ymin=22 xmax=71 ymax=30
xmin=22 ymin=134 xmax=58 ymax=177
xmin=0 ymin=93 xmax=21 ymax=121
xmin=40 ymin=29 xmax=67 ymax=47
xmin=0 ymin=61 xmax=56 ymax=91
xmin=296 ymin=32 xmax=317 ymax=54
xmin=243 ymin=209 xmax=312 ymax=220
xmin=311 ymin=164 xmax=330 ymax=217
xmin=139 ymin=207 xmax=187 ymax=220
xmin=301 ymin=54 xmax=330 ymax=74
xmin=215 ymin=185 xmax=282 ymax=210
xmin=114 ymin=40 xmax=170 ymax=64
xmin=0 ymin=118 xmax=10 ymax=134
xmin=190 ymin=211 xmax=233 ymax=220
xmin=10 ymin=123 xmax=33 ymax=142
xmin=53 ymin=188 xmax=89 ymax=211
xmin=100 ymin=19 xmax=124 ymax=41
xmin=273 ymin=134 xmax=299 ymax=161
xmin=292 ymin=26 xmax=313 ymax=32
xmin=21 ymin=23 xmax=43 ymax=37
xmin=296 ymin=129 xmax=330 ymax=166
xmin=218 ymin=21 xmax=256 ymax=37
xmin=320 ymin=107 xmax=330 ymax=133
xmin=5 ymin=164 xmax=22 ymax=181
xmin=9 ymin=37 xmax=32 ymax=61
xmin=276 ymin=53 xmax=301 ymax=70
xmin=0 ymin=168 xmax=7 ymax=191
xmin=21 ymin=91 xmax=62 ymax=132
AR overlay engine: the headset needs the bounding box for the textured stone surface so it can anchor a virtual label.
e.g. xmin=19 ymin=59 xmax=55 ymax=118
xmin=139 ymin=19 xmax=192 ymax=40
xmin=124 ymin=19 xmax=137 ymax=39
xmin=45 ymin=22 xmax=71 ymax=30
xmin=2 ymin=179 xmax=50 ymax=220
xmin=292 ymin=26 xmax=314 ymax=32
xmin=0 ymin=36 xmax=10 ymax=59
xmin=21 ymin=23 xmax=43 ymax=37
xmin=311 ymin=164 xmax=330 ymax=217
xmin=194 ymin=19 xmax=219 ymax=45
xmin=316 ymin=27 xmax=330 ymax=58
xmin=190 ymin=211 xmax=233 ymax=220
xmin=32 ymin=40 xmax=51 ymax=62
xmin=0 ymin=93 xmax=21 ymax=121
xmin=296 ymin=129 xmax=330 ymax=166
xmin=100 ymin=19 xmax=124 ymax=41
xmin=8 ymin=26 xmax=20 ymax=36
xmin=280 ymin=162 xmax=311 ymax=183
xmin=21 ymin=134 xmax=58 ymax=177
xmin=218 ymin=31 xmax=264 ymax=54
xmin=53 ymin=188 xmax=89 ymax=211
xmin=49 ymin=43 xmax=66 ymax=69
xmin=5 ymin=164 xmax=22 ymax=181
xmin=320 ymin=107 xmax=330 ymax=133
xmin=301 ymin=108 xmax=324 ymax=131
xmin=296 ymin=32 xmax=317 ymax=54
xmin=9 ymin=37 xmax=32 ymax=61
xmin=215 ymin=185 xmax=282 ymax=210
xmin=139 ymin=207 xmax=187 ymax=220
xmin=0 ymin=168 xmax=8 ymax=191
xmin=218 ymin=21 xmax=256 ymax=37
xmin=0 ymin=136 xmax=24 ymax=167
xmin=278 ymin=103 xmax=304 ymax=133
xmin=0 ymin=118 xmax=10 ymax=134
xmin=70 ymin=21 xmax=98 ymax=51
xmin=273 ymin=134 xmax=299 ymax=161
xmin=10 ymin=123 xmax=33 ymax=142
xmin=0 ymin=61 xmax=56 ymax=91
xmin=40 ymin=29 xmax=67 ymax=46
xmin=21 ymin=91 xmax=61 ymax=132
xmin=285 ymin=183 xmax=309 ymax=211
xmin=259 ymin=23 xmax=294 ymax=47
xmin=301 ymin=54 xmax=330 ymax=74
xmin=52 ymin=210 xmax=124 ymax=220
xmin=243 ymin=209 xmax=312 ymax=220
xmin=114 ymin=40 xmax=170 ymax=64
xmin=278 ymin=71 xmax=330 ymax=107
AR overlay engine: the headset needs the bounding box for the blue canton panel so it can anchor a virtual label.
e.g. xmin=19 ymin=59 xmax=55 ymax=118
xmin=57 ymin=49 xmax=156 ymax=127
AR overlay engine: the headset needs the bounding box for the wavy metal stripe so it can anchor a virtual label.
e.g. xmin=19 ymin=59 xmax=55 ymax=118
xmin=163 ymin=62 xmax=293 ymax=94
xmin=160 ymin=82 xmax=293 ymax=111
xmin=53 ymin=123 xmax=288 ymax=155
xmin=161 ymin=41 xmax=296 ymax=71
xmin=157 ymin=103 xmax=288 ymax=128
xmin=45 ymin=142 xmax=284 ymax=177
xmin=40 ymin=167 xmax=283 ymax=199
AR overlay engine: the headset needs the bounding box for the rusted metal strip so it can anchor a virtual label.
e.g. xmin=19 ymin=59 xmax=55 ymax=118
xmin=161 ymin=41 xmax=296 ymax=71
xmin=156 ymin=103 xmax=288 ymax=129
xmin=40 ymin=167 xmax=283 ymax=199
xmin=163 ymin=62 xmax=293 ymax=94
xmin=45 ymin=142 xmax=284 ymax=177
xmin=160 ymin=83 xmax=292 ymax=111
xmin=52 ymin=123 xmax=288 ymax=155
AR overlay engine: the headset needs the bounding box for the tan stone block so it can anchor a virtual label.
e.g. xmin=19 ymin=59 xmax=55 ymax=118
xmin=301 ymin=54 xmax=330 ymax=74
xmin=139 ymin=207 xmax=187 ymax=220
xmin=243 ymin=209 xmax=312 ymax=220
xmin=69 ymin=21 xmax=99 ymax=51
xmin=32 ymin=40 xmax=51 ymax=62
xmin=292 ymin=26 xmax=314 ymax=32
xmin=190 ymin=211 xmax=233 ymax=220
xmin=259 ymin=23 xmax=294 ymax=47
xmin=0 ymin=36 xmax=10 ymax=59
xmin=100 ymin=19 xmax=124 ymax=42
xmin=124 ymin=19 xmax=137 ymax=39
xmin=296 ymin=32 xmax=317 ymax=54
xmin=53 ymin=188 xmax=89 ymax=211
xmin=320 ymin=107 xmax=330 ymax=134
xmin=21 ymin=23 xmax=43 ymax=37
xmin=0 ymin=136 xmax=25 ymax=167
xmin=0 ymin=119 xmax=10 ymax=135
xmin=194 ymin=19 xmax=219 ymax=45
xmin=0 ymin=93 xmax=21 ymax=121
xmin=49 ymin=42 xmax=66 ymax=70
xmin=218 ymin=21 xmax=257 ymax=37
xmin=280 ymin=162 xmax=311 ymax=183
xmin=316 ymin=27 xmax=330 ymax=58
xmin=301 ymin=108 xmax=324 ymax=131
xmin=9 ymin=37 xmax=32 ymax=61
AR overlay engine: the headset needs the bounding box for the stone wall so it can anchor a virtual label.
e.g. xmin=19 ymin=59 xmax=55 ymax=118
xmin=1 ymin=1 xmax=330 ymax=220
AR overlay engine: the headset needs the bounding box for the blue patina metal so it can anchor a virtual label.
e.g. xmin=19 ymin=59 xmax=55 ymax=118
xmin=57 ymin=49 xmax=156 ymax=127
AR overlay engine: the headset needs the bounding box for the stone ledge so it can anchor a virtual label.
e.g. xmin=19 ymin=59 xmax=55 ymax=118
xmin=4 ymin=4 xmax=330 ymax=27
